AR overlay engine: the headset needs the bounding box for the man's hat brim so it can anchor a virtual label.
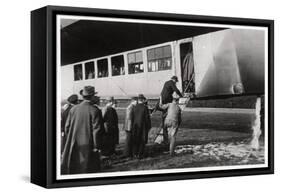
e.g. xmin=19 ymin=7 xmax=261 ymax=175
xmin=67 ymin=94 xmax=78 ymax=103
xmin=80 ymin=86 xmax=98 ymax=97
xmin=171 ymin=76 xmax=179 ymax=82
xmin=138 ymin=95 xmax=146 ymax=100
xmin=81 ymin=91 xmax=98 ymax=97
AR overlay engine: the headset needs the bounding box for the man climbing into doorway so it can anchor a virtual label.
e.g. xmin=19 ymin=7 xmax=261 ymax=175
xmin=160 ymin=76 xmax=183 ymax=104
xmin=154 ymin=76 xmax=183 ymax=144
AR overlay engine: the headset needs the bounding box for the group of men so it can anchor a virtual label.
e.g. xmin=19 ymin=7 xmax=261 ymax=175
xmin=60 ymin=75 xmax=183 ymax=175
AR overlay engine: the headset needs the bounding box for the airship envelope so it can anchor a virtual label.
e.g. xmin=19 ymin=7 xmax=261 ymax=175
xmin=193 ymin=29 xmax=265 ymax=98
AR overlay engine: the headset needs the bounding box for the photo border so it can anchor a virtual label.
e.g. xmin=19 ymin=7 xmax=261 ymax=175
xmin=56 ymin=14 xmax=269 ymax=180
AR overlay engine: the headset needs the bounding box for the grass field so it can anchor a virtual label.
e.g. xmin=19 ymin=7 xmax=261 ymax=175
xmin=100 ymin=108 xmax=264 ymax=173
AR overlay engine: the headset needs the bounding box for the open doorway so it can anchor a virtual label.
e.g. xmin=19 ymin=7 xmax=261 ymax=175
xmin=180 ymin=42 xmax=195 ymax=94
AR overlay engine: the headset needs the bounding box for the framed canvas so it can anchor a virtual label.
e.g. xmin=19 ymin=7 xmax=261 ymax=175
xmin=31 ymin=5 xmax=274 ymax=188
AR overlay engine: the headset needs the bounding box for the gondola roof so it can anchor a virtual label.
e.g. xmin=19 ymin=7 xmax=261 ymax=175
xmin=61 ymin=19 xmax=224 ymax=66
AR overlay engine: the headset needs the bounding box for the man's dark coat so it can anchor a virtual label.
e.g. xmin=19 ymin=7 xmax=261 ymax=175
xmin=61 ymin=104 xmax=73 ymax=153
xmin=161 ymin=80 xmax=183 ymax=104
xmin=102 ymin=106 xmax=119 ymax=155
xmin=61 ymin=101 xmax=104 ymax=174
xmin=61 ymin=104 xmax=73 ymax=133
xmin=131 ymin=103 xmax=151 ymax=145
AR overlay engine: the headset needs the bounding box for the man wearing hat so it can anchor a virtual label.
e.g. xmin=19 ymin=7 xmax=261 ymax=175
xmin=156 ymin=76 xmax=183 ymax=144
xmin=61 ymin=86 xmax=104 ymax=174
xmin=101 ymin=96 xmax=119 ymax=156
xmin=123 ymin=96 xmax=138 ymax=157
xmin=161 ymin=76 xmax=183 ymax=104
xmin=131 ymin=94 xmax=151 ymax=159
xmin=159 ymin=97 xmax=182 ymax=156
xmin=61 ymin=94 xmax=79 ymax=154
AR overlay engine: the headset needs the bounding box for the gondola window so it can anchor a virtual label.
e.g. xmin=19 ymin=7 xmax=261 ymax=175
xmin=128 ymin=51 xmax=144 ymax=74
xmin=73 ymin=64 xmax=83 ymax=81
xmin=111 ymin=55 xmax=125 ymax=76
xmin=85 ymin=61 xmax=95 ymax=79
xmin=147 ymin=45 xmax=172 ymax=72
xmin=97 ymin=58 xmax=109 ymax=78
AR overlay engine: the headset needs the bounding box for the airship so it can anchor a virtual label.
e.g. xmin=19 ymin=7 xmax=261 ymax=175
xmin=60 ymin=19 xmax=266 ymax=101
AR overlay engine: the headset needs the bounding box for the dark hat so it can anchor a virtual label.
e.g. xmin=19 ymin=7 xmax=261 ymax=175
xmin=138 ymin=94 xmax=146 ymax=100
xmin=92 ymin=96 xmax=100 ymax=105
xmin=171 ymin=76 xmax=178 ymax=82
xmin=67 ymin=94 xmax=78 ymax=104
xmin=80 ymin=86 xmax=98 ymax=97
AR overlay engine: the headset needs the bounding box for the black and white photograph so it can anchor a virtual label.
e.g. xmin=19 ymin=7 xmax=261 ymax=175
xmin=56 ymin=14 xmax=270 ymax=180
xmin=1 ymin=0 xmax=281 ymax=192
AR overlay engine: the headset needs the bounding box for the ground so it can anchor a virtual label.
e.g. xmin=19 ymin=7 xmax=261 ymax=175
xmin=100 ymin=108 xmax=265 ymax=172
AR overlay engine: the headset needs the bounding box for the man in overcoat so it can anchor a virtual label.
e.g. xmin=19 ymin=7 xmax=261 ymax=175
xmin=61 ymin=94 xmax=78 ymax=154
xmin=61 ymin=86 xmax=103 ymax=174
xmin=157 ymin=76 xmax=183 ymax=144
xmin=101 ymin=96 xmax=119 ymax=156
xmin=131 ymin=94 xmax=151 ymax=159
xmin=123 ymin=97 xmax=138 ymax=157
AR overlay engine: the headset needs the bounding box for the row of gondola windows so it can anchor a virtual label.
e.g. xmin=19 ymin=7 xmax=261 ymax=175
xmin=73 ymin=45 xmax=172 ymax=81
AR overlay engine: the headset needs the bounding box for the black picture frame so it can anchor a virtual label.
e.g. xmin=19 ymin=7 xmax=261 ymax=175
xmin=31 ymin=5 xmax=274 ymax=188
